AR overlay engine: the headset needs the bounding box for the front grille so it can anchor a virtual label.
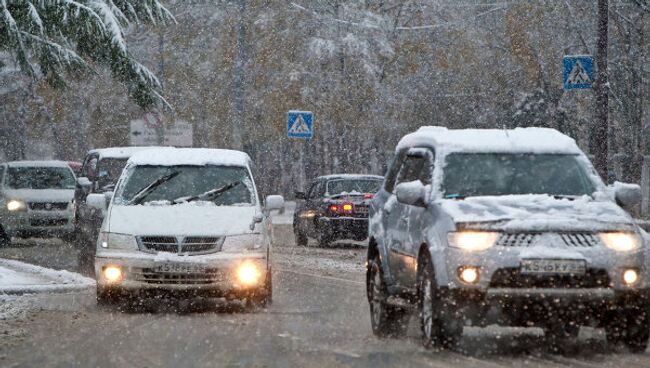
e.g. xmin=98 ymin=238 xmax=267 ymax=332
xmin=140 ymin=236 xmax=178 ymax=253
xmin=30 ymin=218 xmax=68 ymax=227
xmin=560 ymin=233 xmax=600 ymax=247
xmin=30 ymin=202 xmax=68 ymax=211
xmin=490 ymin=268 xmax=611 ymax=289
xmin=181 ymin=237 xmax=222 ymax=253
xmin=496 ymin=233 xmax=539 ymax=247
xmin=132 ymin=267 xmax=224 ymax=285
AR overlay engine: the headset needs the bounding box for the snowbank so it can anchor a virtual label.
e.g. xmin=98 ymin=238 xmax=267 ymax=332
xmin=0 ymin=259 xmax=95 ymax=295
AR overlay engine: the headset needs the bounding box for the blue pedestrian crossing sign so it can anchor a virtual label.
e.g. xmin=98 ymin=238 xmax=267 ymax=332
xmin=563 ymin=55 xmax=594 ymax=90
xmin=287 ymin=111 xmax=314 ymax=139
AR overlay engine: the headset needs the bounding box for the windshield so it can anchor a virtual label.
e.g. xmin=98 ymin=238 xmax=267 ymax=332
xmin=5 ymin=167 xmax=76 ymax=190
xmin=96 ymin=158 xmax=128 ymax=190
xmin=442 ymin=153 xmax=597 ymax=198
xmin=114 ymin=165 xmax=255 ymax=206
xmin=326 ymin=179 xmax=382 ymax=196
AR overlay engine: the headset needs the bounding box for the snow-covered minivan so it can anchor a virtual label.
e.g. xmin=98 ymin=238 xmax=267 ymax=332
xmin=94 ymin=148 xmax=283 ymax=307
xmin=367 ymin=127 xmax=649 ymax=352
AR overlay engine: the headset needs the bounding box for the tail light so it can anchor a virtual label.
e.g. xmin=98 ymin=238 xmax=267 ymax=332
xmin=342 ymin=203 xmax=353 ymax=214
xmin=327 ymin=203 xmax=354 ymax=214
xmin=328 ymin=204 xmax=339 ymax=213
xmin=364 ymin=193 xmax=374 ymax=199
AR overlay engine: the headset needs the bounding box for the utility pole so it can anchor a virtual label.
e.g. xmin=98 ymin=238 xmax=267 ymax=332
xmin=232 ymin=0 xmax=246 ymax=150
xmin=156 ymin=32 xmax=166 ymax=146
xmin=594 ymin=0 xmax=609 ymax=180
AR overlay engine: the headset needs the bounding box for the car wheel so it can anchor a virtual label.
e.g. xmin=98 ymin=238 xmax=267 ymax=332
xmin=295 ymin=230 xmax=308 ymax=247
xmin=248 ymin=269 xmax=273 ymax=309
xmin=96 ymin=287 xmax=117 ymax=307
xmin=317 ymin=231 xmax=332 ymax=247
xmin=418 ymin=255 xmax=462 ymax=349
xmin=367 ymin=256 xmax=409 ymax=337
xmin=605 ymin=303 xmax=650 ymax=353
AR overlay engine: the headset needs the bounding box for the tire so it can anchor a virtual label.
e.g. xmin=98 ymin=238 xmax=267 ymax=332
xmin=317 ymin=230 xmax=332 ymax=247
xmin=367 ymin=256 xmax=409 ymax=337
xmin=418 ymin=255 xmax=462 ymax=349
xmin=248 ymin=269 xmax=273 ymax=308
xmin=295 ymin=230 xmax=308 ymax=247
xmin=605 ymin=303 xmax=650 ymax=353
xmin=96 ymin=287 xmax=117 ymax=307
xmin=0 ymin=225 xmax=10 ymax=248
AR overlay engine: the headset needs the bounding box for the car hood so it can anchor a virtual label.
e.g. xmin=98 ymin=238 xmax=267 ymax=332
xmin=3 ymin=189 xmax=74 ymax=203
xmin=107 ymin=204 xmax=260 ymax=236
xmin=439 ymin=194 xmax=635 ymax=232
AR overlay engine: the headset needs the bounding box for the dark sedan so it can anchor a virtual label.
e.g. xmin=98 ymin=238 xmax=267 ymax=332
xmin=293 ymin=174 xmax=383 ymax=247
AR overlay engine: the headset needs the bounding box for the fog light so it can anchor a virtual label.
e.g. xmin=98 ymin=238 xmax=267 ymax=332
xmin=237 ymin=263 xmax=261 ymax=286
xmin=623 ymin=268 xmax=639 ymax=285
xmin=459 ymin=266 xmax=479 ymax=284
xmin=103 ymin=266 xmax=123 ymax=283
xmin=6 ymin=200 xmax=26 ymax=212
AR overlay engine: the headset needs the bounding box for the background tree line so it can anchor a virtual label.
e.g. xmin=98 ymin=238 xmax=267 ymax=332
xmin=1 ymin=0 xmax=649 ymax=198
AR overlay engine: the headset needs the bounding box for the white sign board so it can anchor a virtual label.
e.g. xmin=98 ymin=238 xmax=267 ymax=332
xmin=130 ymin=119 xmax=193 ymax=147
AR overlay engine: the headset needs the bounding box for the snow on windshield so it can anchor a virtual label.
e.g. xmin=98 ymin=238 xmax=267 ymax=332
xmin=113 ymin=165 xmax=255 ymax=206
xmin=5 ymin=166 xmax=75 ymax=190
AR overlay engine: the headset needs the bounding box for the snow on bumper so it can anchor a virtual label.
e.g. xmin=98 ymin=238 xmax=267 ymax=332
xmin=1 ymin=209 xmax=74 ymax=237
xmin=95 ymin=250 xmax=268 ymax=294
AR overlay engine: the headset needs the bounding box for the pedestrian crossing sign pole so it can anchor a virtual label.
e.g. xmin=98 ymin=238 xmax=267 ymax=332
xmin=563 ymin=55 xmax=594 ymax=90
xmin=287 ymin=111 xmax=314 ymax=139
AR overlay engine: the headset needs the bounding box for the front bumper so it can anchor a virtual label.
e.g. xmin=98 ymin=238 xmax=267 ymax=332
xmin=1 ymin=209 xmax=74 ymax=237
xmin=95 ymin=250 xmax=268 ymax=297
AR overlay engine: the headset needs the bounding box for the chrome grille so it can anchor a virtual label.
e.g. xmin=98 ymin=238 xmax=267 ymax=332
xmin=496 ymin=233 xmax=539 ymax=247
xmin=131 ymin=267 xmax=224 ymax=285
xmin=139 ymin=236 xmax=178 ymax=253
xmin=560 ymin=233 xmax=600 ymax=247
xmin=181 ymin=237 xmax=222 ymax=253
xmin=30 ymin=202 xmax=68 ymax=211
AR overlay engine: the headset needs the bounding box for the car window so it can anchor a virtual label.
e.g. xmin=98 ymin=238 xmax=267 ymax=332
xmin=6 ymin=166 xmax=76 ymax=190
xmin=384 ymin=150 xmax=406 ymax=193
xmin=307 ymin=181 xmax=322 ymax=199
xmin=82 ymin=155 xmax=98 ymax=179
xmin=397 ymin=148 xmax=434 ymax=186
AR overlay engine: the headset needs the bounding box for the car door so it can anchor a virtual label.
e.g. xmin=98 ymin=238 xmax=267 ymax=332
xmin=304 ymin=180 xmax=324 ymax=237
xmin=401 ymin=148 xmax=435 ymax=287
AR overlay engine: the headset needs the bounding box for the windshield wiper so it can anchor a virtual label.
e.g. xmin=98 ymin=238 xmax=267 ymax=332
xmin=173 ymin=181 xmax=241 ymax=204
xmin=128 ymin=171 xmax=180 ymax=205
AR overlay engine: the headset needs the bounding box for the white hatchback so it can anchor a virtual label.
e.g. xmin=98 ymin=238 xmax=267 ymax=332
xmin=94 ymin=148 xmax=283 ymax=307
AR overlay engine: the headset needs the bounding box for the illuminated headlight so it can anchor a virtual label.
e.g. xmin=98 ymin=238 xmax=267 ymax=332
xmin=98 ymin=232 xmax=138 ymax=250
xmin=222 ymin=234 xmax=264 ymax=252
xmin=599 ymin=232 xmax=641 ymax=252
xmin=448 ymin=231 xmax=499 ymax=251
xmin=102 ymin=265 xmax=123 ymax=283
xmin=623 ymin=268 xmax=640 ymax=285
xmin=298 ymin=210 xmax=317 ymax=219
xmin=236 ymin=263 xmax=261 ymax=286
xmin=6 ymin=199 xmax=26 ymax=212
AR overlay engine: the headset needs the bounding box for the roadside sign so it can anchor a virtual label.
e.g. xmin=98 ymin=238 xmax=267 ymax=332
xmin=130 ymin=119 xmax=193 ymax=147
xmin=287 ymin=111 xmax=313 ymax=139
xmin=563 ymin=55 xmax=594 ymax=90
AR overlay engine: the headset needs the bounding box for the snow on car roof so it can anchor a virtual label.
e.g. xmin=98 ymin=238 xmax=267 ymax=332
xmin=127 ymin=148 xmax=251 ymax=167
xmin=317 ymin=174 xmax=383 ymax=180
xmin=87 ymin=146 xmax=162 ymax=159
xmin=397 ymin=126 xmax=582 ymax=154
xmin=5 ymin=160 xmax=72 ymax=168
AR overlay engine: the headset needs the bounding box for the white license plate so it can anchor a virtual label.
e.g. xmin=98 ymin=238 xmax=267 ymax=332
xmin=520 ymin=259 xmax=586 ymax=275
xmin=154 ymin=264 xmax=206 ymax=273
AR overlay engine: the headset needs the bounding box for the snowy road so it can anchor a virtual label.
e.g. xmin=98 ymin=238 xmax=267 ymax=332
xmin=1 ymin=233 xmax=650 ymax=367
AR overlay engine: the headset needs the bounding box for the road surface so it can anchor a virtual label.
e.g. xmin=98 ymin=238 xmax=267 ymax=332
xmin=1 ymin=228 xmax=650 ymax=367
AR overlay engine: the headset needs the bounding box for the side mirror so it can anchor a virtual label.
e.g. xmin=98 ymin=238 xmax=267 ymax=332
xmin=265 ymin=195 xmax=285 ymax=212
xmin=613 ymin=181 xmax=641 ymax=208
xmin=295 ymin=191 xmax=306 ymax=200
xmin=77 ymin=177 xmax=91 ymax=188
xmin=86 ymin=193 xmax=109 ymax=213
xmin=395 ymin=180 xmax=427 ymax=207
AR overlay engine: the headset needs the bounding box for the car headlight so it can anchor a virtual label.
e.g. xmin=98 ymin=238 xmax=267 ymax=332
xmin=6 ymin=199 xmax=26 ymax=212
xmin=222 ymin=234 xmax=264 ymax=252
xmin=599 ymin=232 xmax=641 ymax=252
xmin=98 ymin=232 xmax=138 ymax=250
xmin=448 ymin=231 xmax=499 ymax=252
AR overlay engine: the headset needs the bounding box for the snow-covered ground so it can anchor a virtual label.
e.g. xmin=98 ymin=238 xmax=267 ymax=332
xmin=0 ymin=258 xmax=94 ymax=295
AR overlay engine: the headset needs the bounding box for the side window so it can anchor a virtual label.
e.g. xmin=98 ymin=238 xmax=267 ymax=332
xmin=396 ymin=148 xmax=434 ymax=186
xmin=384 ymin=150 xmax=406 ymax=193
xmin=307 ymin=182 xmax=321 ymax=199
xmin=82 ymin=155 xmax=98 ymax=179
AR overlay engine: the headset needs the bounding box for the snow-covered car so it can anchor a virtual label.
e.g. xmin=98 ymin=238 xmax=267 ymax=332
xmin=367 ymin=126 xmax=649 ymax=352
xmin=94 ymin=148 xmax=283 ymax=307
xmin=294 ymin=174 xmax=383 ymax=246
xmin=0 ymin=161 xmax=76 ymax=246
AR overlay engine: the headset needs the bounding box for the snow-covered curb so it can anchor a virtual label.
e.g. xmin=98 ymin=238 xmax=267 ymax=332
xmin=0 ymin=258 xmax=95 ymax=295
